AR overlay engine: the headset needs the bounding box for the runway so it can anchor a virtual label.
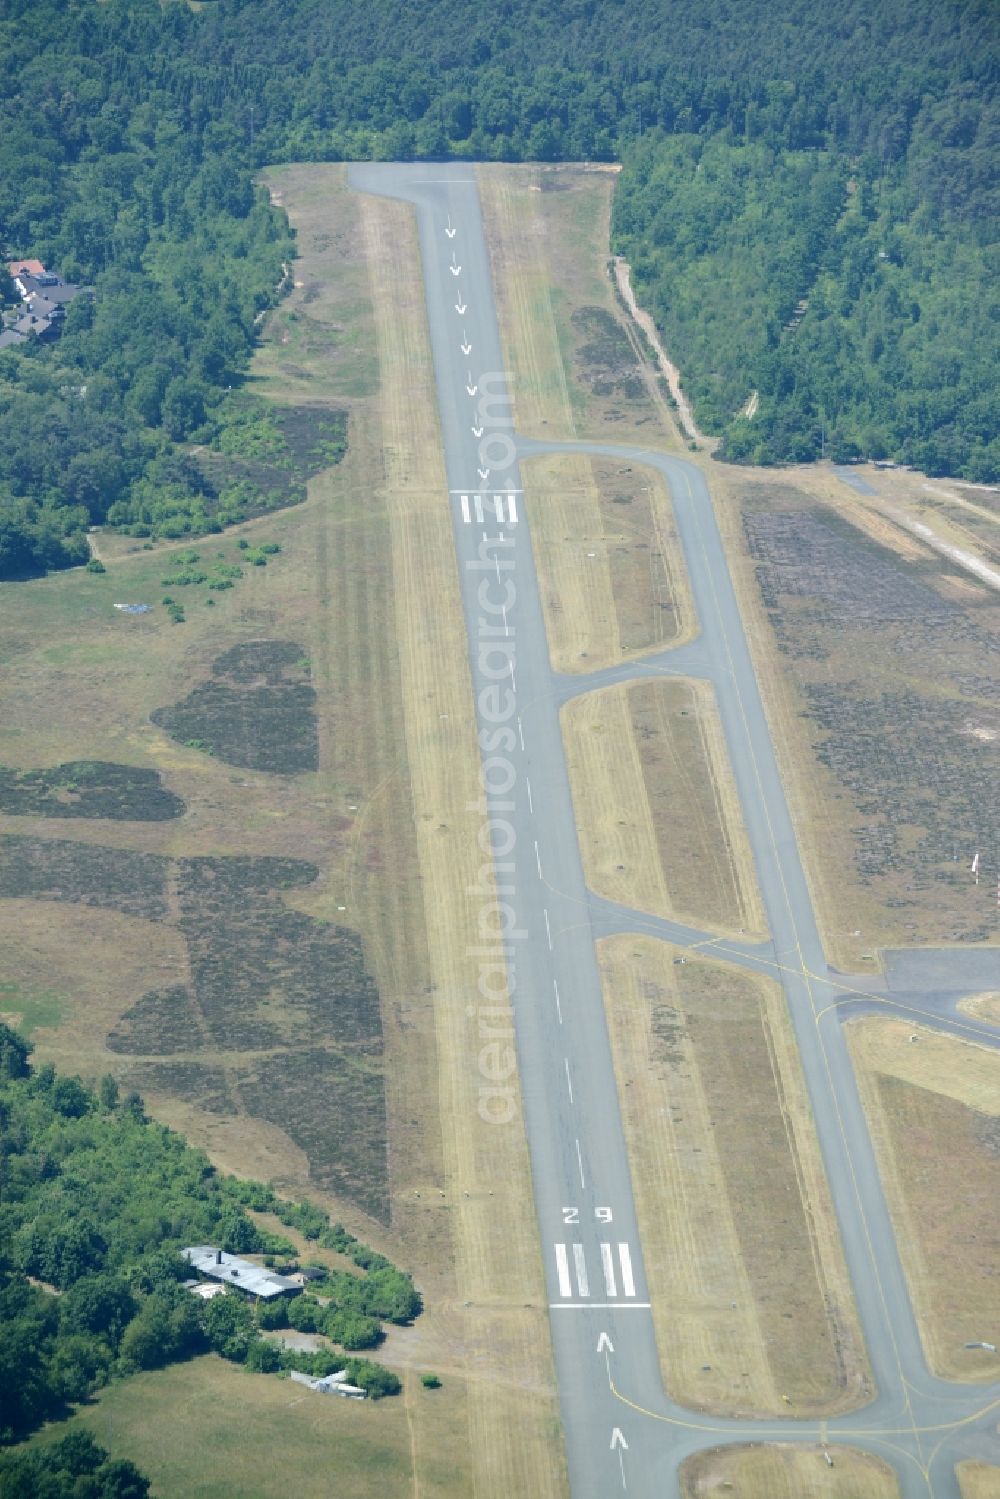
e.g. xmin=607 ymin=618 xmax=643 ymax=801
xmin=348 ymin=162 xmax=1000 ymax=1498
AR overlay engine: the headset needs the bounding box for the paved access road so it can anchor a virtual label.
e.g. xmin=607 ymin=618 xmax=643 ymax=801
xmin=348 ymin=163 xmax=1000 ymax=1499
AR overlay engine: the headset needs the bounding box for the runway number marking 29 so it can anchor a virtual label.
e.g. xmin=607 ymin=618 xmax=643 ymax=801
xmin=563 ymin=1206 xmax=613 ymax=1224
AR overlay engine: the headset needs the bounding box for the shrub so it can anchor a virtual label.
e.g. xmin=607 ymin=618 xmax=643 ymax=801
xmin=344 ymin=1358 xmax=400 ymax=1399
xmin=286 ymin=1296 xmax=320 ymax=1333
xmin=245 ymin=1337 xmax=281 ymax=1373
xmin=324 ymin=1308 xmax=382 ymax=1351
xmin=257 ymin=1298 xmax=289 ymax=1331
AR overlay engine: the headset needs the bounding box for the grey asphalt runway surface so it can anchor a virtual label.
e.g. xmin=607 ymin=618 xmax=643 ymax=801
xmin=348 ymin=163 xmax=1000 ymax=1498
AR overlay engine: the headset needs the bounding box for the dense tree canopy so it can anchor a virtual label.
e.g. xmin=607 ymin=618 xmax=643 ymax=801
xmin=614 ymin=132 xmax=1000 ymax=472
xmin=0 ymin=1023 xmax=415 ymax=1447
xmin=0 ymin=1430 xmax=150 ymax=1499
xmin=0 ymin=0 xmax=996 ymax=576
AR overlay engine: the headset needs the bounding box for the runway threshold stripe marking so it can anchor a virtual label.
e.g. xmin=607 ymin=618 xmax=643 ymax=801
xmin=555 ymin=1243 xmax=572 ymax=1298
xmin=460 ymin=494 xmax=470 ymax=523
xmin=474 ymin=493 xmax=484 ymax=523
xmin=573 ymin=1243 xmax=589 ymax=1298
xmin=550 ymin=1303 xmax=651 ymax=1310
xmin=601 ymin=1243 xmax=617 ymax=1297
xmin=618 ymin=1243 xmax=636 ymax=1298
xmin=508 ymin=493 xmax=518 ymax=522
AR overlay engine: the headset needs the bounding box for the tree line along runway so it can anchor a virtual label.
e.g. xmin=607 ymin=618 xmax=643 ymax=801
xmin=347 ymin=162 xmax=1000 ymax=1499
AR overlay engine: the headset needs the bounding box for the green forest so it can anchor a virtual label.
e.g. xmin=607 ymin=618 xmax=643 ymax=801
xmin=0 ymin=0 xmax=996 ymax=577
xmin=614 ymin=130 xmax=999 ymax=472
xmin=0 ymin=1024 xmax=413 ymax=1463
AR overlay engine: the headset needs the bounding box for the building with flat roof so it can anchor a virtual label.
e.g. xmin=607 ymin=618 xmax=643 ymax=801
xmin=182 ymin=1246 xmax=303 ymax=1300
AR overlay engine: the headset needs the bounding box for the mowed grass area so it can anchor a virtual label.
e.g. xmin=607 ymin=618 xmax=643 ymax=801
xmin=477 ymin=163 xmax=681 ymax=446
xmin=958 ymin=1462 xmax=1000 ymax=1497
xmin=29 ymin=1356 xmax=468 ymax=1499
xmin=563 ymin=679 xmax=765 ymax=937
xmin=846 ymin=1018 xmax=1000 ymax=1382
xmin=523 ymin=452 xmax=694 ymax=674
xmin=598 ymin=936 xmax=869 ymax=1415
xmin=681 ymin=1443 xmax=900 ymax=1498
xmin=711 ymin=462 xmax=1000 ymax=970
xmin=351 ymin=172 xmax=566 ymax=1497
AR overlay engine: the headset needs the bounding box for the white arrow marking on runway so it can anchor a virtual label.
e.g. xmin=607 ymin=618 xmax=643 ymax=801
xmin=517 ymin=716 xmax=524 ymax=750
xmin=596 ymin=1332 xmax=614 ymax=1354
xmin=449 ymin=258 xmax=462 ymax=276
xmin=471 ymin=424 xmax=484 ymax=437
xmin=618 ymin=1243 xmax=636 ymax=1298
xmin=445 ymin=216 xmax=456 ymax=238
xmin=455 ymin=299 xmax=467 ymax=315
xmin=564 ymin=1057 xmax=574 ymax=1103
xmin=575 ymin=1137 xmax=586 ymax=1189
xmin=535 ymin=840 xmax=542 ymax=877
xmin=543 ymin=908 xmax=552 ymax=949
xmin=601 ymin=1242 xmax=617 ymax=1296
xmin=461 ymin=340 xmax=472 ymax=355
xmin=553 ymin=977 xmax=562 ymax=1022
xmin=526 ymin=776 xmax=533 ymax=813
xmin=572 ymin=1243 xmax=589 ymax=1297
xmin=466 ymin=381 xmax=478 ymax=396
xmin=610 ymin=1429 xmax=628 ymax=1451
xmin=478 ymin=467 xmax=490 ymax=481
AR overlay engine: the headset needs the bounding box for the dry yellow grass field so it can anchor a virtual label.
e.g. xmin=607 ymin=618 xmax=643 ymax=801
xmin=958 ymin=992 xmax=1000 ymax=1027
xmin=0 ymin=164 xmax=565 ymax=1496
xmin=681 ymin=1443 xmax=900 ymax=1498
xmin=523 ymin=452 xmax=694 ymax=674
xmin=598 ymin=935 xmax=869 ymax=1415
xmin=846 ymin=1018 xmax=1000 ymax=1381
xmin=477 ymin=163 xmax=681 ymax=446
xmin=958 ymin=1461 xmax=1000 ymax=1498
xmin=563 ymin=679 xmax=765 ymax=937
